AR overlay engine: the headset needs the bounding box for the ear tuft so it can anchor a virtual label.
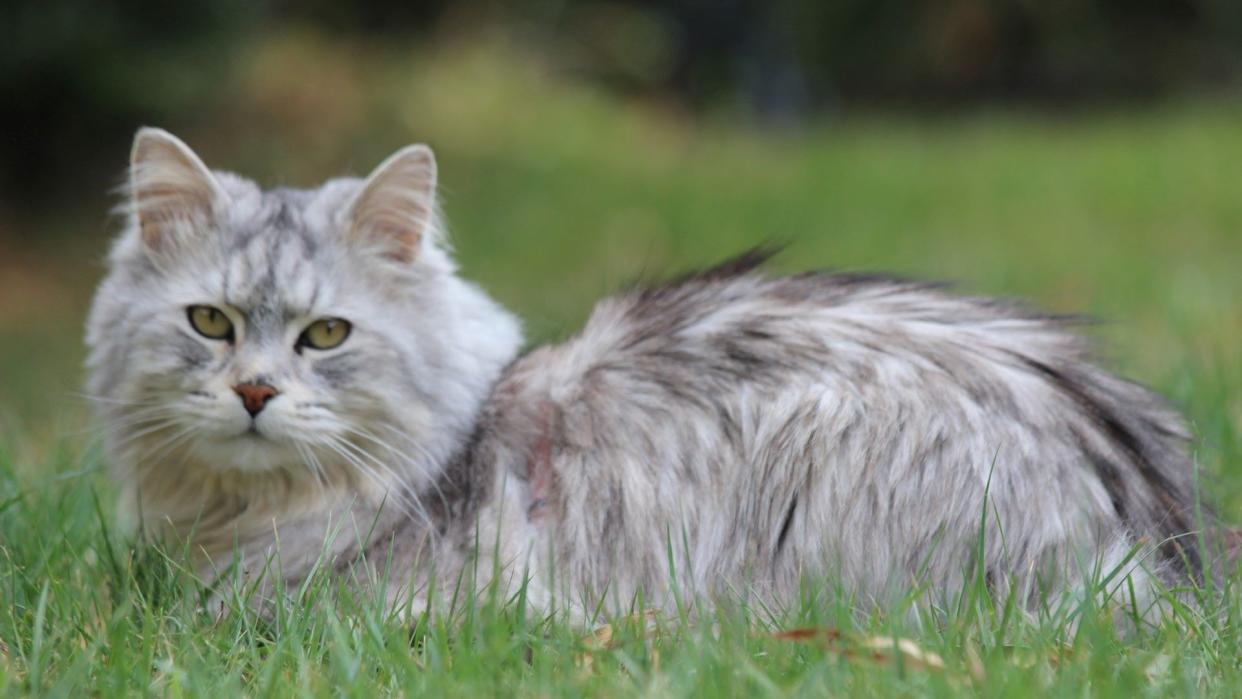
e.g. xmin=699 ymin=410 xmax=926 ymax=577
xmin=129 ymin=127 xmax=225 ymax=249
xmin=347 ymin=145 xmax=437 ymax=264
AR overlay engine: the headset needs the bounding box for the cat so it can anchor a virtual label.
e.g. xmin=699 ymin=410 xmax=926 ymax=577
xmin=86 ymin=127 xmax=1211 ymax=621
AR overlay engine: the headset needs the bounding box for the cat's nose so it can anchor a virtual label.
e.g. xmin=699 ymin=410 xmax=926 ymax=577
xmin=233 ymin=383 xmax=279 ymax=417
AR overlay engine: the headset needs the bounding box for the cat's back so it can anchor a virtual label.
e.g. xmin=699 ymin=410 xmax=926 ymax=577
xmin=525 ymin=250 xmax=1102 ymax=423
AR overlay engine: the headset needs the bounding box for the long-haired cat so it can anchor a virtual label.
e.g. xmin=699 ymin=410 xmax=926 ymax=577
xmin=86 ymin=128 xmax=1211 ymax=621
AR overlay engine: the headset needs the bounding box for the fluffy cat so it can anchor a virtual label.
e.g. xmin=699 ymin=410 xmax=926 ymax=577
xmin=86 ymin=128 xmax=1209 ymax=620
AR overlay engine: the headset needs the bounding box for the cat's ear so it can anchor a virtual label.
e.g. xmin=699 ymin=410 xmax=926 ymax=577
xmin=346 ymin=145 xmax=437 ymax=264
xmin=129 ymin=127 xmax=227 ymax=250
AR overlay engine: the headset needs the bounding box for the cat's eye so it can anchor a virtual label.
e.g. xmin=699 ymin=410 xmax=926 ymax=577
xmin=187 ymin=305 xmax=234 ymax=341
xmin=298 ymin=318 xmax=351 ymax=351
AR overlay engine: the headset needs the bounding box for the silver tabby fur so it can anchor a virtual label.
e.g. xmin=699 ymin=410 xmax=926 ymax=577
xmin=87 ymin=129 xmax=1208 ymax=621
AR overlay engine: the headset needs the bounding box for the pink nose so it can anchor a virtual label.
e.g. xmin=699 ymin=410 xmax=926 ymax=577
xmin=233 ymin=383 xmax=278 ymax=417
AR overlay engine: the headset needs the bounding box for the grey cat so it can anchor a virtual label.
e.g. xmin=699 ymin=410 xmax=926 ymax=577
xmin=86 ymin=128 xmax=1210 ymax=621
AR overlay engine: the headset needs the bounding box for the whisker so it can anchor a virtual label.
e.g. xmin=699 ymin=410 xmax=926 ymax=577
xmin=343 ymin=424 xmax=451 ymax=515
xmin=296 ymin=441 xmax=330 ymax=490
xmin=72 ymin=392 xmax=161 ymax=407
xmin=139 ymin=423 xmax=199 ymax=463
xmin=319 ymin=440 xmax=410 ymax=515
xmin=111 ymin=418 xmax=186 ymax=452
xmin=319 ymin=436 xmax=431 ymax=530
xmin=334 ymin=436 xmax=423 ymax=498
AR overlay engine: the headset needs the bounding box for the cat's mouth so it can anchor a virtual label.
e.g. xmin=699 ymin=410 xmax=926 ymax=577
xmin=239 ymin=428 xmax=267 ymax=441
xmin=233 ymin=421 xmax=285 ymax=444
xmin=203 ymin=426 xmax=301 ymax=472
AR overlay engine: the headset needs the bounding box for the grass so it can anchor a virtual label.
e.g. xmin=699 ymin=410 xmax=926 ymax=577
xmin=1 ymin=444 xmax=1240 ymax=697
xmin=1 ymin=30 xmax=1240 ymax=696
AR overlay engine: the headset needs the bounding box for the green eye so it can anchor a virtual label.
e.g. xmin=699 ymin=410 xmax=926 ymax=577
xmin=299 ymin=318 xmax=351 ymax=350
xmin=187 ymin=305 xmax=234 ymax=340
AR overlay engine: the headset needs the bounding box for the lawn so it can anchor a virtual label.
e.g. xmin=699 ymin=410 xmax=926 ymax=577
xmin=1 ymin=34 xmax=1240 ymax=696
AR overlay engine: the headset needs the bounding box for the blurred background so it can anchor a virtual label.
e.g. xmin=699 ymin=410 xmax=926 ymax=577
xmin=1 ymin=1 xmax=1239 ymax=512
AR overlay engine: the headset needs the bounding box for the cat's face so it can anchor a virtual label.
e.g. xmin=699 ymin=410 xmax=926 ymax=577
xmin=86 ymin=129 xmax=521 ymax=495
xmin=107 ymin=187 xmax=401 ymax=474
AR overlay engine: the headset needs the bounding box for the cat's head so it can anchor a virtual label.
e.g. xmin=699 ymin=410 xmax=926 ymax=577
xmin=86 ymin=128 xmax=521 ymax=504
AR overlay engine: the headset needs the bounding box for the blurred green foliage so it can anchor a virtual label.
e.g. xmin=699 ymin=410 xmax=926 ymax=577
xmin=1 ymin=0 xmax=261 ymax=201
xmin=5 ymin=1 xmax=1242 ymax=207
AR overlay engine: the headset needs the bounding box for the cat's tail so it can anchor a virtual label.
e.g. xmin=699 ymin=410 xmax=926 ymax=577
xmin=1071 ymin=364 xmax=1218 ymax=584
xmin=1019 ymin=349 xmax=1213 ymax=585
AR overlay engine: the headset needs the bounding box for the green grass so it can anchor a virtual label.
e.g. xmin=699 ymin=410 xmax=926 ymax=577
xmin=1 ymin=31 xmax=1240 ymax=696
xmin=1 ymin=442 xmax=1240 ymax=697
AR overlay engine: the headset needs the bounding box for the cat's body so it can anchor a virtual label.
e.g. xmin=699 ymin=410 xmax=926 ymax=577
xmin=87 ymin=129 xmax=1206 ymax=621
xmin=359 ymin=254 xmax=1203 ymax=618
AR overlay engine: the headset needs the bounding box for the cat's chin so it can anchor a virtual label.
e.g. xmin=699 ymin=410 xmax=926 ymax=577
xmin=196 ymin=431 xmax=305 ymax=474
